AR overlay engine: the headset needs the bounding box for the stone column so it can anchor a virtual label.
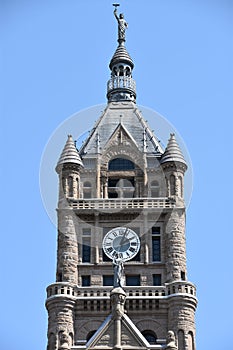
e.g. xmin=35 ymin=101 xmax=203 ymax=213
xmin=165 ymin=209 xmax=187 ymax=283
xmin=56 ymin=209 xmax=78 ymax=284
xmin=110 ymin=287 xmax=127 ymax=350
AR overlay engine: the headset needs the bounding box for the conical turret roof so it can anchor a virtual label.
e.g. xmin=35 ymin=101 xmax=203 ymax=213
xmin=161 ymin=133 xmax=187 ymax=167
xmin=56 ymin=135 xmax=83 ymax=171
xmin=109 ymin=44 xmax=134 ymax=70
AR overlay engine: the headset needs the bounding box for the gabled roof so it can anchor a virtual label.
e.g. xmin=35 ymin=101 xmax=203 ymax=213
xmin=103 ymin=121 xmax=139 ymax=150
xmin=86 ymin=313 xmax=150 ymax=350
xmin=56 ymin=134 xmax=83 ymax=171
xmin=79 ymin=102 xmax=163 ymax=156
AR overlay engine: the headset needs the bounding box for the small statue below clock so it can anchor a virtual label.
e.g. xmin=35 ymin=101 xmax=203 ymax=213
xmin=113 ymin=257 xmax=125 ymax=288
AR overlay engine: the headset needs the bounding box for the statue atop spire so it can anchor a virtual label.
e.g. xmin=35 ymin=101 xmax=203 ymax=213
xmin=107 ymin=5 xmax=136 ymax=102
xmin=113 ymin=4 xmax=128 ymax=45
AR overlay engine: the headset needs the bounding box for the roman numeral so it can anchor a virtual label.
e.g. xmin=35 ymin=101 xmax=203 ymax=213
xmin=129 ymin=247 xmax=136 ymax=253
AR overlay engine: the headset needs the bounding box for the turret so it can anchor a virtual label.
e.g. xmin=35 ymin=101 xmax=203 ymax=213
xmin=161 ymin=133 xmax=187 ymax=201
xmin=161 ymin=134 xmax=197 ymax=349
xmin=55 ymin=135 xmax=83 ymax=284
xmin=161 ymin=134 xmax=188 ymax=283
xmin=56 ymin=135 xmax=83 ymax=205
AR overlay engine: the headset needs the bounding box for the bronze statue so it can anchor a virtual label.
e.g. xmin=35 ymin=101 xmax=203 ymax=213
xmin=114 ymin=7 xmax=128 ymax=44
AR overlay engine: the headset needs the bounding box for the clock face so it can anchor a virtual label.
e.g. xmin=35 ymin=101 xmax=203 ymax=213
xmin=102 ymin=227 xmax=140 ymax=262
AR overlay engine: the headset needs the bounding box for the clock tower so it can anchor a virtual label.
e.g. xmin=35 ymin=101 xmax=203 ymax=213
xmin=45 ymin=7 xmax=197 ymax=350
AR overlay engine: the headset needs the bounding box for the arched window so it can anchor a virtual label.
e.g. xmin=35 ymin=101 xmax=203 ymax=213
xmin=126 ymin=67 xmax=131 ymax=76
xmin=179 ymin=176 xmax=183 ymax=197
xmin=178 ymin=330 xmax=185 ymax=350
xmin=119 ymin=65 xmax=124 ymax=76
xmin=68 ymin=176 xmax=73 ymax=197
xmin=62 ymin=177 xmax=66 ymax=195
xmin=142 ymin=330 xmax=157 ymax=344
xmin=151 ymin=180 xmax=159 ymax=197
xmin=86 ymin=330 xmax=97 ymax=342
xmin=170 ymin=174 xmax=175 ymax=196
xmin=76 ymin=178 xmax=79 ymax=198
xmin=83 ymin=181 xmax=92 ymax=199
xmin=108 ymin=158 xmax=135 ymax=171
xmin=188 ymin=331 xmax=194 ymax=350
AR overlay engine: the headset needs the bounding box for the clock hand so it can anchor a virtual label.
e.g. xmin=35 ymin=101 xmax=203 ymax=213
xmin=119 ymin=227 xmax=129 ymax=246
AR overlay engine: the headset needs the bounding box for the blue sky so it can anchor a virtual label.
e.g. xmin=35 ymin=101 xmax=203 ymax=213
xmin=1 ymin=1 xmax=233 ymax=349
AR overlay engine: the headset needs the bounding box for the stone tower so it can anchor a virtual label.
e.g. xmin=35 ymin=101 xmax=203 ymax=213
xmin=45 ymin=8 xmax=197 ymax=350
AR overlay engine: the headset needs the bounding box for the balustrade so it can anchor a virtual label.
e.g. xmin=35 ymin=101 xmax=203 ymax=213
xmin=68 ymin=197 xmax=177 ymax=211
xmin=47 ymin=281 xmax=196 ymax=300
xmin=107 ymin=76 xmax=136 ymax=93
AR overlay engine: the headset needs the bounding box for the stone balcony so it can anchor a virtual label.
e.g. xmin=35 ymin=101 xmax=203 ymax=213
xmin=46 ymin=281 xmax=197 ymax=300
xmin=67 ymin=197 xmax=181 ymax=212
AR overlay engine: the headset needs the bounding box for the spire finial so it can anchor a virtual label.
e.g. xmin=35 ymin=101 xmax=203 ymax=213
xmin=107 ymin=5 xmax=136 ymax=102
xmin=113 ymin=4 xmax=128 ymax=45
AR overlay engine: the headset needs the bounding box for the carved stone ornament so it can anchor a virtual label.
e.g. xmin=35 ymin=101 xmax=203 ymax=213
xmin=58 ymin=330 xmax=70 ymax=350
xmin=166 ymin=330 xmax=177 ymax=350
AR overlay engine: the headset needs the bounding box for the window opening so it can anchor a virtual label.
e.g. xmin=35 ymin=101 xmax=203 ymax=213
xmin=170 ymin=175 xmax=175 ymax=195
xmin=86 ymin=330 xmax=97 ymax=342
xmin=178 ymin=330 xmax=185 ymax=350
xmin=108 ymin=158 xmax=135 ymax=171
xmin=152 ymin=237 xmax=161 ymax=261
xmin=152 ymin=227 xmax=161 ymax=262
xmin=153 ymin=274 xmax=161 ymax=286
xmin=103 ymin=275 xmax=114 ymax=286
xmin=108 ymin=178 xmax=135 ymax=198
xmin=181 ymin=271 xmax=186 ymax=280
xmin=68 ymin=176 xmax=73 ymax=197
xmin=82 ymin=238 xmax=91 ymax=263
xmin=126 ymin=275 xmax=140 ymax=286
xmin=152 ymin=227 xmax=160 ymax=235
xmin=82 ymin=276 xmax=90 ymax=287
xmin=142 ymin=331 xmax=157 ymax=344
